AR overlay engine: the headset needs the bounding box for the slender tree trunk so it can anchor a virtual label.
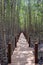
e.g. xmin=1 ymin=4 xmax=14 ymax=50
xmin=0 ymin=0 xmax=8 ymax=65
xmin=28 ymin=0 xmax=32 ymax=34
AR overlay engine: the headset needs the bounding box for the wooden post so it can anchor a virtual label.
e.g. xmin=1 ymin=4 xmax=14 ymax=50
xmin=15 ymin=37 xmax=17 ymax=47
xmin=39 ymin=39 xmax=40 ymax=44
xmin=17 ymin=34 xmax=19 ymax=42
xmin=29 ymin=37 xmax=30 ymax=47
xmin=17 ymin=33 xmax=20 ymax=42
xmin=8 ymin=42 xmax=11 ymax=63
xmin=18 ymin=34 xmax=20 ymax=39
xmin=35 ymin=42 xmax=38 ymax=64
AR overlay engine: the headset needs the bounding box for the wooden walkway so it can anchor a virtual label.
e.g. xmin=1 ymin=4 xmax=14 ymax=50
xmin=8 ymin=33 xmax=35 ymax=65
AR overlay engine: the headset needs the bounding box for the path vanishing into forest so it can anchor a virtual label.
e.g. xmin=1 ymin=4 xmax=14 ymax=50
xmin=8 ymin=33 xmax=35 ymax=65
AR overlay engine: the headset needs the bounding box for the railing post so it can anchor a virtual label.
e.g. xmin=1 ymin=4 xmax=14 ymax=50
xmin=39 ymin=39 xmax=40 ymax=44
xmin=15 ymin=37 xmax=17 ymax=47
xmin=18 ymin=34 xmax=19 ymax=39
xmin=35 ymin=42 xmax=38 ymax=64
xmin=8 ymin=42 xmax=11 ymax=63
xmin=17 ymin=34 xmax=19 ymax=42
xmin=29 ymin=37 xmax=30 ymax=47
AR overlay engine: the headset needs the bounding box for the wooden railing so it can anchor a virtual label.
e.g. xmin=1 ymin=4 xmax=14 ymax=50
xmin=7 ymin=33 xmax=20 ymax=64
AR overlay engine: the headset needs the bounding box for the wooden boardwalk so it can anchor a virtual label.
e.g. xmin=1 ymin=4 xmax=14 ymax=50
xmin=8 ymin=33 xmax=35 ymax=65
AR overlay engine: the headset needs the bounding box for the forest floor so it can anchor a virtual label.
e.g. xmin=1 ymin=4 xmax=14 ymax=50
xmin=8 ymin=33 xmax=35 ymax=65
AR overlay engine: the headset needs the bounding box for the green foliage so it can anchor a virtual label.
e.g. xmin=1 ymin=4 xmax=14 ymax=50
xmin=0 ymin=0 xmax=43 ymax=32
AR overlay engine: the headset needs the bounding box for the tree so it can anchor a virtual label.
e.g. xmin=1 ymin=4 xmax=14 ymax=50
xmin=28 ymin=0 xmax=32 ymax=33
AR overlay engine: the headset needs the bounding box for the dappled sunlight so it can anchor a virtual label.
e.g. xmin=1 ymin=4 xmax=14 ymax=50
xmin=27 ymin=56 xmax=34 ymax=61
